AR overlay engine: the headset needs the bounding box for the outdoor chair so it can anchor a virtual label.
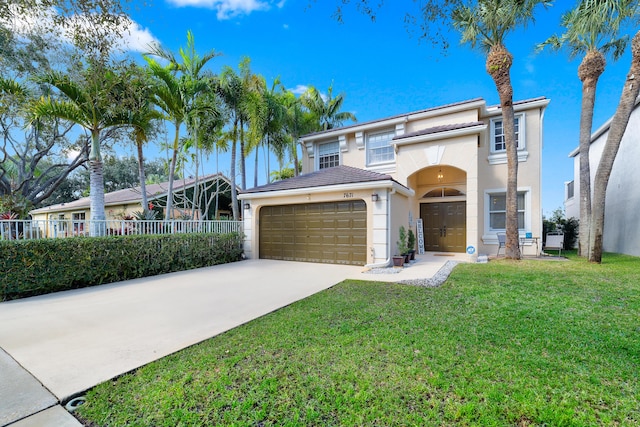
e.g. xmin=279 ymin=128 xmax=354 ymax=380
xmin=496 ymin=233 xmax=506 ymax=257
xmin=544 ymin=233 xmax=564 ymax=256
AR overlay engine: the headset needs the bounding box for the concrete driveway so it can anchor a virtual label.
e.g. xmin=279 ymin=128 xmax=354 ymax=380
xmin=0 ymin=259 xmax=364 ymax=426
xmin=0 ymin=254 xmax=465 ymax=426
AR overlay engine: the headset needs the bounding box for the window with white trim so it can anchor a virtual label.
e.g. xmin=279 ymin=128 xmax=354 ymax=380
xmin=491 ymin=114 xmax=524 ymax=153
xmin=317 ymin=141 xmax=339 ymax=169
xmin=366 ymin=129 xmax=395 ymax=165
xmin=488 ymin=192 xmax=526 ymax=230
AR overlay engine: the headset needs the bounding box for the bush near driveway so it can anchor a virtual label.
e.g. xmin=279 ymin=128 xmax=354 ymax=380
xmin=0 ymin=232 xmax=243 ymax=301
xmin=77 ymin=253 xmax=640 ymax=427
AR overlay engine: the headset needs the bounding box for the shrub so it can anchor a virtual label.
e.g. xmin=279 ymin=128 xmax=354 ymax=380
xmin=0 ymin=232 xmax=244 ymax=301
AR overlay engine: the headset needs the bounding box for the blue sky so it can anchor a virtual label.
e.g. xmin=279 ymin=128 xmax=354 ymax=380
xmin=116 ymin=0 xmax=636 ymax=216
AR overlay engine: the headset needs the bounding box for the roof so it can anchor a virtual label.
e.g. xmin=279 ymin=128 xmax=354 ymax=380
xmin=300 ymin=98 xmax=485 ymax=139
xmin=242 ymin=165 xmax=404 ymax=194
xmin=393 ymin=122 xmax=485 ymax=140
xmin=31 ymin=173 xmax=231 ymax=214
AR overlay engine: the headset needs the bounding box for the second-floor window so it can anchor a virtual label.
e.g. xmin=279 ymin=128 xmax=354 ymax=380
xmin=491 ymin=115 xmax=524 ymax=153
xmin=566 ymin=180 xmax=575 ymax=200
xmin=318 ymin=141 xmax=339 ymax=169
xmin=366 ymin=129 xmax=395 ymax=165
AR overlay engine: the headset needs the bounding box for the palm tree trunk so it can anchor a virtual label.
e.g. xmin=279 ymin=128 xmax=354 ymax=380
xmin=487 ymin=44 xmax=520 ymax=259
xmin=254 ymin=140 xmax=259 ymax=188
xmin=230 ymin=119 xmax=239 ymax=221
xmin=589 ymin=32 xmax=640 ymax=263
xmin=136 ymin=141 xmax=149 ymax=214
xmin=89 ymin=130 xmax=106 ymax=236
xmin=239 ymin=119 xmax=246 ymax=191
xmin=165 ymin=123 xmax=180 ymax=221
xmin=577 ymin=50 xmax=606 ymax=257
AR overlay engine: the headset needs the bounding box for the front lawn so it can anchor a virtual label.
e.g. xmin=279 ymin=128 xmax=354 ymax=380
xmin=77 ymin=253 xmax=640 ymax=426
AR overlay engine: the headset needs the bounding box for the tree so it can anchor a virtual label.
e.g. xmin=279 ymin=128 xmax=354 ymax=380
xmin=246 ymin=76 xmax=288 ymax=187
xmin=145 ymin=31 xmax=219 ymax=221
xmin=450 ymin=0 xmax=551 ymax=259
xmin=217 ymin=65 xmax=246 ymax=220
xmin=31 ymin=63 xmax=135 ymax=235
xmin=282 ymin=91 xmax=316 ymax=177
xmin=301 ymin=83 xmax=357 ymax=131
xmin=590 ymin=30 xmax=640 ymax=263
xmin=539 ymin=0 xmax=634 ymax=258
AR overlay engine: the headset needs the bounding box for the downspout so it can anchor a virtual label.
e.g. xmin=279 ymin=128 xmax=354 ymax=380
xmin=365 ymin=188 xmax=395 ymax=268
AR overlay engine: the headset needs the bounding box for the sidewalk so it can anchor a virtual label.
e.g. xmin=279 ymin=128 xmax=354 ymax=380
xmin=0 ymin=255 xmax=463 ymax=426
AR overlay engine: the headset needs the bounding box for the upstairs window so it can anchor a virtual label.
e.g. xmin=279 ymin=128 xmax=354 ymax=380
xmin=491 ymin=114 xmax=524 ymax=153
xmin=318 ymin=141 xmax=339 ymax=169
xmin=366 ymin=129 xmax=395 ymax=165
xmin=566 ymin=180 xmax=575 ymax=200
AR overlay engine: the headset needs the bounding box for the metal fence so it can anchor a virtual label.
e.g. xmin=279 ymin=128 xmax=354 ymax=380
xmin=0 ymin=219 xmax=243 ymax=241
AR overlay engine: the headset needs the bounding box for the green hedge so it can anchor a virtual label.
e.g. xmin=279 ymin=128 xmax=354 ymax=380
xmin=0 ymin=232 xmax=244 ymax=301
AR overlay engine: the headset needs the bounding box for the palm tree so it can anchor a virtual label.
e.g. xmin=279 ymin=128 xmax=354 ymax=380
xmin=31 ymin=65 xmax=131 ymax=235
xmin=539 ymin=0 xmax=634 ymax=258
xmin=590 ymin=30 xmax=640 ymax=263
xmin=452 ymin=0 xmax=550 ymax=259
xmin=283 ymin=91 xmax=316 ymax=177
xmin=145 ymin=31 xmax=219 ymax=221
xmin=217 ymin=66 xmax=245 ymax=220
xmin=246 ymin=76 xmax=288 ymax=187
xmin=301 ymin=83 xmax=357 ymax=131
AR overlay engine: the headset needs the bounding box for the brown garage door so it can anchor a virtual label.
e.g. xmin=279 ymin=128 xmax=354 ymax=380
xmin=259 ymin=200 xmax=367 ymax=265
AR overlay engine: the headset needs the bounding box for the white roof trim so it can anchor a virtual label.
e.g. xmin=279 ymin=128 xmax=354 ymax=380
xmin=239 ymin=180 xmax=415 ymax=200
xmin=394 ymin=124 xmax=487 ymax=147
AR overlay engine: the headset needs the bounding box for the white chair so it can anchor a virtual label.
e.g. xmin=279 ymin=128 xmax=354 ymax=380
xmin=496 ymin=233 xmax=506 ymax=257
xmin=545 ymin=233 xmax=564 ymax=256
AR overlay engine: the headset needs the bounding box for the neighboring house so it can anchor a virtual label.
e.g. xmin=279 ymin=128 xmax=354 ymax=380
xmin=30 ymin=173 xmax=235 ymax=236
xmin=240 ymin=97 xmax=549 ymax=266
xmin=564 ymin=99 xmax=640 ymax=256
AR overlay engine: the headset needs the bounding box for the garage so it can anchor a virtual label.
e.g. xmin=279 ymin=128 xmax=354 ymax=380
xmin=259 ymin=200 xmax=367 ymax=265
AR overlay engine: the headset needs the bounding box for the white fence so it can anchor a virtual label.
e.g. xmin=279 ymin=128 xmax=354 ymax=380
xmin=0 ymin=219 xmax=243 ymax=240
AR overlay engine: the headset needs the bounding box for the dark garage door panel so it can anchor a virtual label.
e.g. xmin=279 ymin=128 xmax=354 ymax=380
xmin=259 ymin=200 xmax=367 ymax=265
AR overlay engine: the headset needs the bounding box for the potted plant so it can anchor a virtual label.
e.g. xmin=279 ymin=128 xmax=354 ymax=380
xmin=407 ymin=228 xmax=416 ymax=261
xmin=397 ymin=225 xmax=410 ymax=264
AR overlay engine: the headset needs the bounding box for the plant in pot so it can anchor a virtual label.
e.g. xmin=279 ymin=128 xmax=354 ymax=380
xmin=407 ymin=228 xmax=416 ymax=261
xmin=396 ymin=225 xmax=410 ymax=265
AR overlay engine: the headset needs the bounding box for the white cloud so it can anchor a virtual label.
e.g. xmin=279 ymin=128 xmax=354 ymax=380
xmin=166 ymin=0 xmax=283 ymax=20
xmin=2 ymin=6 xmax=159 ymax=54
xmin=288 ymin=84 xmax=309 ymax=95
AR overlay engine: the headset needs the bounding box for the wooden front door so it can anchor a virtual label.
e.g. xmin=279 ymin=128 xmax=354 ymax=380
xmin=420 ymin=202 xmax=466 ymax=252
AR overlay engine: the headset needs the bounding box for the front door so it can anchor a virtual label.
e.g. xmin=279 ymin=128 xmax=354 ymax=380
xmin=420 ymin=202 xmax=466 ymax=252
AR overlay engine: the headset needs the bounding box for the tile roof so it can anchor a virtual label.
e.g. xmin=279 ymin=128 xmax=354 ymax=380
xmin=31 ymin=173 xmax=230 ymax=214
xmin=242 ymin=165 xmax=401 ymax=194
xmin=393 ymin=121 xmax=485 ymax=140
xmin=300 ymin=98 xmax=485 ymax=138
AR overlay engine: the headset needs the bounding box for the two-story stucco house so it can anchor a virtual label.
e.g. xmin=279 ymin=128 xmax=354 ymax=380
xmin=239 ymin=96 xmax=549 ymax=266
xmin=564 ymin=99 xmax=640 ymax=256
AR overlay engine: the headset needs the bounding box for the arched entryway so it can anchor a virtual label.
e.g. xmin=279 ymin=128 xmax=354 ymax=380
xmin=413 ymin=166 xmax=467 ymax=253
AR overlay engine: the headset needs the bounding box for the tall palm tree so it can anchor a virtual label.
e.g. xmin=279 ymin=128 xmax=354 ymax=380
xmin=246 ymin=76 xmax=288 ymax=187
xmin=31 ymin=65 xmax=131 ymax=235
xmin=283 ymin=91 xmax=316 ymax=177
xmin=590 ymin=30 xmax=640 ymax=263
xmin=539 ymin=0 xmax=633 ymax=258
xmin=301 ymin=83 xmax=357 ymax=131
xmin=145 ymin=31 xmax=219 ymax=221
xmin=452 ymin=0 xmax=551 ymax=259
xmin=217 ymin=66 xmax=245 ymax=220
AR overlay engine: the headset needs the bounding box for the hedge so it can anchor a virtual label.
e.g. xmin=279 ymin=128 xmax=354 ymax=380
xmin=0 ymin=232 xmax=244 ymax=301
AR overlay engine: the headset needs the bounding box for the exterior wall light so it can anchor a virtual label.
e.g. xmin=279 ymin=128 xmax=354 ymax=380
xmin=371 ymin=194 xmax=379 ymax=202
xmin=243 ymin=203 xmax=250 ymax=210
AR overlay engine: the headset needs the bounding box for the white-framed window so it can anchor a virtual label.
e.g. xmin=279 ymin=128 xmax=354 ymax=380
xmin=490 ymin=114 xmax=525 ymax=153
xmin=486 ymin=190 xmax=529 ymax=231
xmin=366 ymin=129 xmax=395 ymax=165
xmin=317 ymin=140 xmax=339 ymax=170
xmin=72 ymin=212 xmax=86 ymax=234
xmin=565 ymin=180 xmax=575 ymax=200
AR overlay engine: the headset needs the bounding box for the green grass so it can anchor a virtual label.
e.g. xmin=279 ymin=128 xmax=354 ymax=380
xmin=77 ymin=253 xmax=640 ymax=426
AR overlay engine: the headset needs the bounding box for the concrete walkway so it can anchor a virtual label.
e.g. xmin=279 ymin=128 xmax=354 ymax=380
xmin=0 ymin=255 xmax=464 ymax=426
